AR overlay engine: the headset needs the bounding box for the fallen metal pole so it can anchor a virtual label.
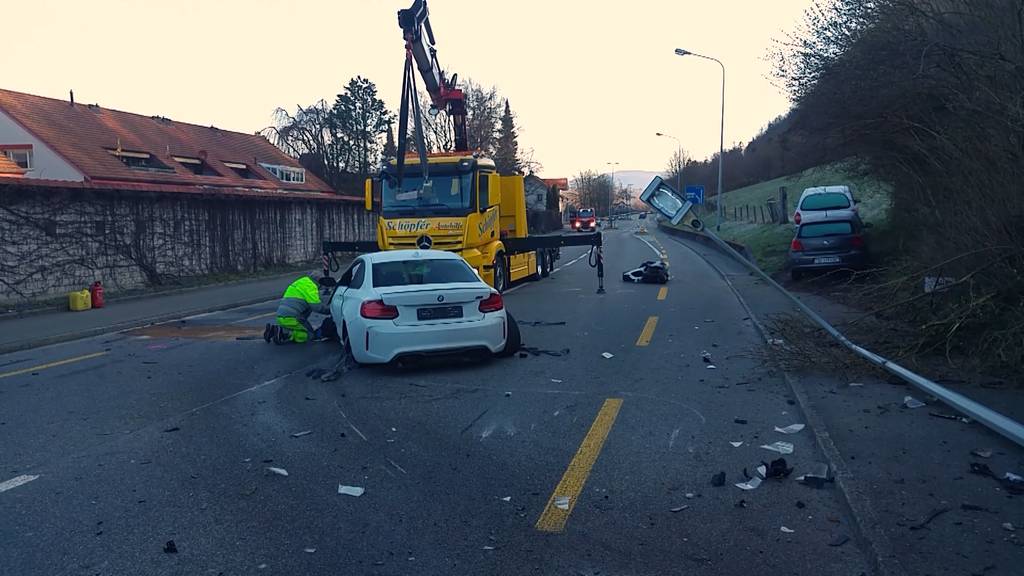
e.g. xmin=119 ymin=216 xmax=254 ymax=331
xmin=698 ymin=227 xmax=1024 ymax=448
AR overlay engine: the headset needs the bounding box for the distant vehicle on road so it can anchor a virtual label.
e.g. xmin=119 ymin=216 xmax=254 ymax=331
xmin=793 ymin=185 xmax=858 ymax=225
xmin=571 ymin=208 xmax=597 ymax=231
xmin=787 ymin=219 xmax=868 ymax=280
xmin=327 ymin=250 xmax=518 ymax=364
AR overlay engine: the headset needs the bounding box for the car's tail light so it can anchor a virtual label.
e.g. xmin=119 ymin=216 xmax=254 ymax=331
xmin=850 ymin=235 xmax=865 ymax=248
xmin=479 ymin=292 xmax=504 ymax=313
xmin=790 ymin=238 xmax=805 ymax=251
xmin=793 ymin=211 xmax=802 ymax=224
xmin=360 ymin=299 xmax=399 ymax=319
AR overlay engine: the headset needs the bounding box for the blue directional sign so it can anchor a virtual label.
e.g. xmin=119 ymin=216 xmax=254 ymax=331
xmin=685 ymin=185 xmax=705 ymax=205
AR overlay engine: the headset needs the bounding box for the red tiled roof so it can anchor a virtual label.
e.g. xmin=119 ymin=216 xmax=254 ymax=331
xmin=0 ymin=154 xmax=25 ymax=177
xmin=0 ymin=177 xmax=362 ymax=202
xmin=0 ymin=88 xmax=334 ymax=194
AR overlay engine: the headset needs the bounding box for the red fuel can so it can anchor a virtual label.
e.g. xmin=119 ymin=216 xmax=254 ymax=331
xmin=89 ymin=281 xmax=105 ymax=308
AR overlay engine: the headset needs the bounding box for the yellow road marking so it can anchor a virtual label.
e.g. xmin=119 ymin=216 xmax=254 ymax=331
xmin=657 ymin=287 xmax=668 ymax=301
xmin=535 ymin=398 xmax=623 ymax=533
xmin=635 ymin=316 xmax=659 ymax=346
xmin=232 ymin=311 xmax=277 ymax=324
xmin=0 ymin=351 xmax=109 ymax=380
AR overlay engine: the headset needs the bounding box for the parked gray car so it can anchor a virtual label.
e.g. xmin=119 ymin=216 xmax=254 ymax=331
xmin=788 ymin=219 xmax=868 ymax=280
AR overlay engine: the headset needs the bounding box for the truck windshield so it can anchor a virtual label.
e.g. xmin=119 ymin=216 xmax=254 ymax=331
xmin=578 ymin=209 xmax=595 ymax=218
xmin=382 ymin=172 xmax=475 ymax=217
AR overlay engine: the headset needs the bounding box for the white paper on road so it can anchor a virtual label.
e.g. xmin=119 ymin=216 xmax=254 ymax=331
xmin=761 ymin=442 xmax=795 ymax=455
xmin=554 ymin=496 xmax=570 ymax=510
xmin=338 ymin=485 xmax=365 ymax=497
xmin=501 ymin=496 xmax=511 ymax=502
xmin=903 ymin=395 xmax=926 ymax=409
xmin=706 ymin=365 xmax=717 ymax=369
xmin=773 ymin=424 xmax=806 ymax=434
xmin=729 ymin=441 xmax=744 ymax=448
xmin=267 ymin=467 xmax=289 ymax=477
xmin=781 ymin=526 xmax=795 ymax=533
xmin=601 ymin=353 xmax=614 ymax=359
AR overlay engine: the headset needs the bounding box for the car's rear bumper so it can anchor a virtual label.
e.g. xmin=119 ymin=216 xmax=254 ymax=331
xmin=353 ymin=313 xmax=507 ymax=364
xmin=789 ymin=250 xmax=867 ymax=271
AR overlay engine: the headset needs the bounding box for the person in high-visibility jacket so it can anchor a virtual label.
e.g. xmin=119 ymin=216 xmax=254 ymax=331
xmin=264 ymin=275 xmax=330 ymax=344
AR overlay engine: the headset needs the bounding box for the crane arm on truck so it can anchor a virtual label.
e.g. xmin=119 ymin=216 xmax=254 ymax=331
xmin=397 ymin=0 xmax=468 ymax=152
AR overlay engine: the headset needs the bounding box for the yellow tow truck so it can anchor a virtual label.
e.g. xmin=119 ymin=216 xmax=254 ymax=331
xmin=322 ymin=0 xmax=602 ymax=292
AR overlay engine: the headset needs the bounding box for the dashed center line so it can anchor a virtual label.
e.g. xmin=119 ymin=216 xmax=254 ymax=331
xmin=0 ymin=351 xmax=109 ymax=380
xmin=0 ymin=474 xmax=39 ymax=493
xmin=535 ymin=398 xmax=623 ymax=533
xmin=657 ymin=287 xmax=668 ymax=300
xmin=635 ymin=316 xmax=659 ymax=346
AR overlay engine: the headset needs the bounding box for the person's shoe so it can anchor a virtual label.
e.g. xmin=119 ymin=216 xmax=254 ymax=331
xmin=273 ymin=327 xmax=288 ymax=345
xmin=263 ymin=324 xmax=274 ymax=343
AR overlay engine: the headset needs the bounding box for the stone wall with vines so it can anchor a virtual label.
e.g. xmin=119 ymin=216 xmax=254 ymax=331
xmin=0 ymin=184 xmax=376 ymax=304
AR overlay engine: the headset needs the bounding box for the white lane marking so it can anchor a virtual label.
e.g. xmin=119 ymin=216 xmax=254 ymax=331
xmin=0 ymin=474 xmax=39 ymax=493
xmin=634 ymin=234 xmax=664 ymax=259
xmin=504 ymin=252 xmax=590 ymax=294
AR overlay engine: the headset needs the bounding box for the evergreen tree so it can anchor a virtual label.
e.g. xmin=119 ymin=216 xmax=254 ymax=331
xmin=494 ymin=99 xmax=521 ymax=174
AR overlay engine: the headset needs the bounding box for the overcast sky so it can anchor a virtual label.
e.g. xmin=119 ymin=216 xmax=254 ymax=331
xmin=5 ymin=0 xmax=812 ymax=178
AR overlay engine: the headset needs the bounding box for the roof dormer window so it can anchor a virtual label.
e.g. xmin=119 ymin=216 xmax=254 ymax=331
xmin=259 ymin=163 xmax=305 ymax=183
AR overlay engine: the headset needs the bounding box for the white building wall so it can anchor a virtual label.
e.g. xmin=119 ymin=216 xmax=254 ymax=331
xmin=0 ymin=109 xmax=84 ymax=181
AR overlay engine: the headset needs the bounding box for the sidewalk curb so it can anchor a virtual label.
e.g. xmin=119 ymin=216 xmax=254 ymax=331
xmin=663 ymin=231 xmax=906 ymax=576
xmin=0 ymin=295 xmax=278 ymax=356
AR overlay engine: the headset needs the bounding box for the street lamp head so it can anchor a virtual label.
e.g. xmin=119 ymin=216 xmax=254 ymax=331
xmin=674 ymin=48 xmax=691 ymax=57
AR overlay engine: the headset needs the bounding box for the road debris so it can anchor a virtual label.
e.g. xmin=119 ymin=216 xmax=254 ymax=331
xmin=763 ymin=458 xmax=794 ymax=479
xmin=903 ymin=395 xmax=926 ymax=409
xmin=706 ymin=364 xmax=717 ymax=370
xmin=519 ymin=347 xmax=569 ymax=357
xmin=796 ymin=501 xmax=806 ymax=509
xmin=554 ymin=496 xmax=570 ymax=510
xmin=735 ymin=477 xmax=762 ymax=490
xmin=337 ymin=485 xmax=365 ymax=497
xmin=501 ymin=496 xmax=511 ymax=502
xmin=769 ymin=338 xmax=785 ymax=345
xmin=735 ymin=499 xmax=748 ymax=508
xmin=828 ymin=533 xmax=850 ymax=547
xmin=848 ymin=382 xmax=864 ymax=387
xmin=290 ymin=430 xmax=312 ymax=438
xmin=685 ymin=493 xmax=695 ymax=499
xmin=1003 ymin=472 xmax=1024 ymax=494
xmin=701 ymin=351 xmax=713 ymax=363
xmin=266 ymin=467 xmax=289 ymax=477
xmin=482 ymin=545 xmax=496 ymax=550
xmin=162 ymin=426 xmax=180 ymax=433
xmin=601 ymin=352 xmax=614 ymax=359
xmin=504 ymin=391 xmax=512 ymax=397
xmin=930 ymin=412 xmax=971 ymax=424
xmin=1002 ymin=522 xmax=1016 ymax=532
xmin=729 ymin=441 xmax=743 ymax=448
xmin=774 ymin=424 xmax=806 ymax=434
xmin=711 ymin=471 xmax=726 ymax=487
xmin=796 ymin=463 xmax=832 ymax=488
xmin=734 ymin=418 xmax=748 ymax=425
xmin=909 ymin=507 xmax=951 ymax=530
xmin=780 ymin=526 xmax=795 ymax=534
xmin=760 ymin=441 xmax=795 ymax=455
xmin=163 ymin=540 xmax=178 ymax=554
xmin=670 ymin=505 xmax=690 ymax=513
xmin=971 ymin=448 xmax=993 ymax=459
xmin=517 ymin=320 xmax=567 ymax=326
xmin=304 ymin=548 xmax=317 ymax=554
xmin=550 ymin=379 xmax=563 ymax=383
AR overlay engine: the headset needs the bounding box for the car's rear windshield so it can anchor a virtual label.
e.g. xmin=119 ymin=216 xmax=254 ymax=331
xmin=799 ymin=221 xmax=854 ymax=237
xmin=800 ymin=192 xmax=851 ymax=210
xmin=579 ymin=209 xmax=594 ymax=218
xmin=372 ymin=259 xmax=479 ymax=287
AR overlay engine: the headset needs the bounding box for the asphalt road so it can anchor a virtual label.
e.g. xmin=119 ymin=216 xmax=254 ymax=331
xmin=0 ymin=223 xmax=871 ymax=575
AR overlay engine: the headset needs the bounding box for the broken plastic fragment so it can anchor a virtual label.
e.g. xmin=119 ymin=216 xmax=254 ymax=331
xmin=501 ymin=496 xmax=511 ymax=502
xmin=163 ymin=540 xmax=178 ymax=554
xmin=735 ymin=477 xmax=762 ymax=491
xmin=1003 ymin=522 xmax=1016 ymax=532
xmin=971 ymin=448 xmax=993 ymax=459
xmin=780 ymin=526 xmax=795 ymax=534
xmin=701 ymin=351 xmax=712 ymax=363
xmin=550 ymin=379 xmax=563 ymax=383
xmin=670 ymin=505 xmax=690 ymax=513
xmin=729 ymin=441 xmax=743 ymax=448
xmin=903 ymin=396 xmax=926 ymax=409
xmin=601 ymin=352 xmax=614 ymax=359
xmin=706 ymin=365 xmax=717 ymax=370
xmin=848 ymin=382 xmax=864 ymax=387
xmin=554 ymin=496 xmax=570 ymax=510
xmin=482 ymin=545 xmax=496 ymax=550
xmin=760 ymin=441 xmax=795 ymax=455
xmin=774 ymin=424 xmax=806 ymax=434
xmin=734 ymin=418 xmax=748 ymax=425
xmin=769 ymin=338 xmax=784 ymax=345
xmin=267 ymin=467 xmax=289 ymax=477
xmin=291 ymin=430 xmax=312 ymax=438
xmin=304 ymin=548 xmax=317 ymax=554
xmin=796 ymin=463 xmax=832 ymax=488
xmin=711 ymin=471 xmax=726 ymax=487
xmin=338 ymin=485 xmax=365 ymax=497
xmin=764 ymin=458 xmax=794 ymax=479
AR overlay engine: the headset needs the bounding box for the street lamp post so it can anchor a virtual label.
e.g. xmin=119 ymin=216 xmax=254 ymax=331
xmin=655 ymin=132 xmax=683 ymax=195
xmin=674 ymin=48 xmax=725 ymax=231
xmin=606 ymin=161 xmax=619 ymax=229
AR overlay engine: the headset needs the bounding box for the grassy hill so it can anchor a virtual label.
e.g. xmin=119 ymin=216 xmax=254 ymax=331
xmin=679 ymin=160 xmax=892 ymax=273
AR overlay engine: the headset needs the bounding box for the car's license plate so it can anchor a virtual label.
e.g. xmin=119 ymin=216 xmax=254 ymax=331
xmin=814 ymin=256 xmax=841 ymax=264
xmin=417 ymin=305 xmax=463 ymax=321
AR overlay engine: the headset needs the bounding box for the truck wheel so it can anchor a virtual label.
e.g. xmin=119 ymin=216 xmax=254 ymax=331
xmin=493 ymin=254 xmax=508 ymax=293
xmin=530 ymin=250 xmax=544 ymax=281
xmin=541 ymin=250 xmax=551 ymax=277
xmin=498 ymin=312 xmax=522 ymax=357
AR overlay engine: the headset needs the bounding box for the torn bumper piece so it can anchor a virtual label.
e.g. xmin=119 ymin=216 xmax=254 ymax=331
xmin=622 ymin=261 xmax=670 ymax=284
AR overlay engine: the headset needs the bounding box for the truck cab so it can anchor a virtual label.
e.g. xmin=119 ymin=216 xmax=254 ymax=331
xmin=572 ymin=208 xmax=597 ymax=232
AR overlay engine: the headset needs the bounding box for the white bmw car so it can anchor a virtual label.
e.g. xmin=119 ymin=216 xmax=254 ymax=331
xmin=328 ymin=250 xmax=518 ymax=364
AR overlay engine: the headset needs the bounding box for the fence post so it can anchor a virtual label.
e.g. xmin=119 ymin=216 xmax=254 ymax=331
xmin=760 ymin=205 xmax=766 ymax=223
xmin=779 ymin=186 xmax=788 ymax=225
